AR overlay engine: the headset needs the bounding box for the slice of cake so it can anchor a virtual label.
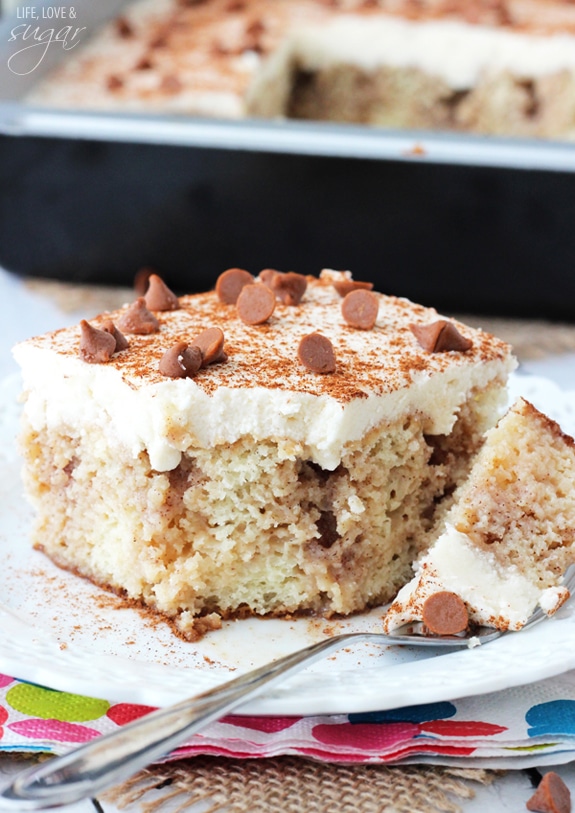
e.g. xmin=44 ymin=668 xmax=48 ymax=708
xmin=13 ymin=269 xmax=514 ymax=640
xmin=383 ymin=398 xmax=575 ymax=634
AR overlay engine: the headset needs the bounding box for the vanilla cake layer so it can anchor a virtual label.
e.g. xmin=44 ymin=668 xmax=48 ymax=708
xmin=14 ymin=271 xmax=514 ymax=639
xmin=26 ymin=0 xmax=575 ymax=139
xmin=384 ymin=398 xmax=575 ymax=633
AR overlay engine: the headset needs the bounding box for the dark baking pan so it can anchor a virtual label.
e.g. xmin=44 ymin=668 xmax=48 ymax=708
xmin=1 ymin=1 xmax=575 ymax=319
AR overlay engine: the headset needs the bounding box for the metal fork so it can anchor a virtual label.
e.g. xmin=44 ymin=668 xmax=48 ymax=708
xmin=2 ymin=566 xmax=574 ymax=811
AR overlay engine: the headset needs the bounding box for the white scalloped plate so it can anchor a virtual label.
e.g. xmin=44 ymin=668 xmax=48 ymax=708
xmin=1 ymin=371 xmax=575 ymax=715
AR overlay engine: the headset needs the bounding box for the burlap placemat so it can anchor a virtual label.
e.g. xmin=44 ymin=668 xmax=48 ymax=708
xmin=24 ymin=278 xmax=136 ymax=320
xmin=23 ymin=277 xmax=575 ymax=361
xmin=103 ymin=757 xmax=498 ymax=813
xmin=456 ymin=314 xmax=575 ymax=361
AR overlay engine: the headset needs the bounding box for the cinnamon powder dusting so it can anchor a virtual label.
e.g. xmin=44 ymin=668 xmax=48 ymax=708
xmin=29 ymin=271 xmax=510 ymax=403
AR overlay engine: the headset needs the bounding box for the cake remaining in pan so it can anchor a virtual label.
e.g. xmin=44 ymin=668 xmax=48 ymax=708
xmin=27 ymin=0 xmax=575 ymax=139
xmin=13 ymin=269 xmax=514 ymax=640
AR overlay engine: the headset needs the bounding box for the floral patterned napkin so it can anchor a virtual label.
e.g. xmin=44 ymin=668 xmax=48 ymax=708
xmin=2 ymin=670 xmax=575 ymax=768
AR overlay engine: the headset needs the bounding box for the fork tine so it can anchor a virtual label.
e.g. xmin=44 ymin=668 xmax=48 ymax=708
xmin=522 ymin=565 xmax=575 ymax=631
xmin=563 ymin=564 xmax=575 ymax=591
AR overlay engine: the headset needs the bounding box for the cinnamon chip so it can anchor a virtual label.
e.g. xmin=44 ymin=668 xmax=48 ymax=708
xmin=115 ymin=16 xmax=133 ymax=37
xmin=149 ymin=33 xmax=168 ymax=49
xmin=144 ymin=274 xmax=180 ymax=311
xmin=237 ymin=284 xmax=276 ymax=325
xmin=79 ymin=320 xmax=117 ymax=363
xmin=298 ymin=333 xmax=336 ymax=374
xmin=341 ymin=289 xmax=379 ymax=330
xmin=135 ymin=55 xmax=153 ymax=71
xmin=134 ymin=267 xmax=155 ymax=296
xmin=101 ymin=320 xmax=129 ymax=352
xmin=422 ymin=591 xmax=469 ymax=635
xmin=106 ymin=75 xmax=123 ymax=91
xmin=245 ymin=18 xmax=266 ymax=38
xmin=160 ymin=74 xmax=183 ymax=94
xmin=241 ymin=19 xmax=266 ymax=54
xmin=216 ymin=268 xmax=254 ymax=304
xmin=271 ymin=272 xmax=307 ymax=306
xmin=117 ymin=298 xmax=160 ymax=335
xmin=259 ymin=268 xmax=279 ymax=287
xmin=159 ymin=342 xmax=202 ymax=378
xmin=527 ymin=772 xmax=571 ymax=813
xmin=260 ymin=269 xmax=307 ymax=305
xmin=410 ymin=320 xmax=473 ymax=353
xmin=191 ymin=327 xmax=225 ymax=366
xmin=333 ymin=279 xmax=374 ymax=297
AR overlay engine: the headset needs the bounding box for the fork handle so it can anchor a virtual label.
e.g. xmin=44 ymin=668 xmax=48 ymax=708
xmin=0 ymin=632 xmax=368 ymax=810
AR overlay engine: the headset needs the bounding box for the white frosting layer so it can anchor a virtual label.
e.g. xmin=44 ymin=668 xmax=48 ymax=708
xmin=13 ymin=274 xmax=514 ymax=472
xmin=14 ymin=349 xmax=511 ymax=472
xmin=285 ymin=16 xmax=575 ymax=90
xmin=384 ymin=526 xmax=566 ymax=631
